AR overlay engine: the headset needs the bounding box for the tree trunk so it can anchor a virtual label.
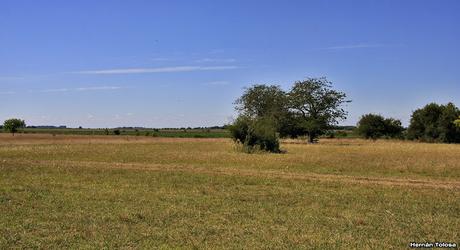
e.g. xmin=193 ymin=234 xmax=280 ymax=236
xmin=308 ymin=133 xmax=316 ymax=144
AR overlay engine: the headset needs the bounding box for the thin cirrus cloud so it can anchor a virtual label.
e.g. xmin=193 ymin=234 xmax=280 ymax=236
xmin=74 ymin=65 xmax=238 ymax=75
xmin=204 ymin=81 xmax=230 ymax=86
xmin=319 ymin=43 xmax=388 ymax=50
xmin=194 ymin=58 xmax=236 ymax=63
xmin=40 ymin=86 xmax=123 ymax=93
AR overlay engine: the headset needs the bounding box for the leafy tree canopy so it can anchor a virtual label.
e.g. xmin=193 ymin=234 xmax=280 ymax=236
xmin=357 ymin=114 xmax=404 ymax=140
xmin=3 ymin=118 xmax=26 ymax=135
xmin=235 ymin=84 xmax=288 ymax=125
xmin=407 ymin=102 xmax=460 ymax=143
xmin=288 ymin=77 xmax=350 ymax=143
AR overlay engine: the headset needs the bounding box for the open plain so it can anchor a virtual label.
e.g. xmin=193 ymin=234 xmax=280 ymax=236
xmin=1 ymin=134 xmax=459 ymax=248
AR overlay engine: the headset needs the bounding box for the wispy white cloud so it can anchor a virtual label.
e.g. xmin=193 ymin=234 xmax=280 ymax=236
xmin=41 ymin=86 xmax=123 ymax=93
xmin=40 ymin=88 xmax=70 ymax=93
xmin=204 ymin=81 xmax=230 ymax=86
xmin=150 ymin=57 xmax=175 ymax=62
xmin=319 ymin=43 xmax=387 ymax=50
xmin=0 ymin=91 xmax=16 ymax=95
xmin=76 ymin=86 xmax=122 ymax=91
xmin=194 ymin=58 xmax=236 ymax=63
xmin=74 ymin=65 xmax=238 ymax=75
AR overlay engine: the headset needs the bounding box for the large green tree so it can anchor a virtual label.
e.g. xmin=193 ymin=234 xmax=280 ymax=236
xmin=231 ymin=85 xmax=287 ymax=152
xmin=3 ymin=118 xmax=26 ymax=136
xmin=288 ymin=78 xmax=350 ymax=143
xmin=234 ymin=84 xmax=288 ymax=127
xmin=407 ymin=102 xmax=460 ymax=143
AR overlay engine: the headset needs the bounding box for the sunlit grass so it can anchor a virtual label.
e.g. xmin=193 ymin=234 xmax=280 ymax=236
xmin=0 ymin=134 xmax=459 ymax=248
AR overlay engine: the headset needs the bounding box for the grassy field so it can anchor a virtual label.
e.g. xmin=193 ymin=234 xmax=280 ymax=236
xmin=0 ymin=134 xmax=459 ymax=248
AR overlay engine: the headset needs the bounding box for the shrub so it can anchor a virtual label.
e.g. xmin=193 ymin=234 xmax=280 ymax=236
xmin=357 ymin=114 xmax=404 ymax=140
xmin=383 ymin=118 xmax=404 ymax=139
xmin=113 ymin=129 xmax=121 ymax=135
xmin=357 ymin=114 xmax=386 ymax=140
xmin=229 ymin=116 xmax=251 ymax=144
xmin=229 ymin=116 xmax=280 ymax=153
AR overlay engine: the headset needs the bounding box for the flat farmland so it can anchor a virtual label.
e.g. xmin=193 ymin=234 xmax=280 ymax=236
xmin=1 ymin=134 xmax=459 ymax=248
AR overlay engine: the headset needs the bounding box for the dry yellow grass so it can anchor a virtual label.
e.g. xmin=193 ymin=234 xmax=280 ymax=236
xmin=0 ymin=134 xmax=459 ymax=248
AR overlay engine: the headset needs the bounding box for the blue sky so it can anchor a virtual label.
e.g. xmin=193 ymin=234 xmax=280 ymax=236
xmin=1 ymin=0 xmax=459 ymax=128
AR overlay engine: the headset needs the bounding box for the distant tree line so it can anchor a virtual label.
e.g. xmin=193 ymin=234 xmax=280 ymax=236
xmin=2 ymin=78 xmax=459 ymax=150
xmin=356 ymin=102 xmax=460 ymax=143
xmin=229 ymin=77 xmax=460 ymax=153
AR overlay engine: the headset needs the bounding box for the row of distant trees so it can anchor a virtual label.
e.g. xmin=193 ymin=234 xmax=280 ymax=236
xmin=357 ymin=103 xmax=460 ymax=143
xmin=229 ymin=77 xmax=460 ymax=152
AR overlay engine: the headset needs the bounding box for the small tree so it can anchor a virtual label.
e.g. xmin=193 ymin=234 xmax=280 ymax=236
xmin=3 ymin=119 xmax=26 ymax=136
xmin=357 ymin=114 xmax=386 ymax=140
xmin=357 ymin=114 xmax=403 ymax=140
xmin=288 ymin=77 xmax=350 ymax=143
xmin=383 ymin=118 xmax=404 ymax=138
xmin=407 ymin=102 xmax=460 ymax=143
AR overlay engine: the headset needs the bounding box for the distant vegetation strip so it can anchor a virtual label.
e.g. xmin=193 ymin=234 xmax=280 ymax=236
xmin=0 ymin=128 xmax=232 ymax=138
xmin=0 ymin=126 xmax=358 ymax=139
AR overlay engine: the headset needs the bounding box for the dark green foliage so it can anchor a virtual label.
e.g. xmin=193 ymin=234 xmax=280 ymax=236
xmin=384 ymin=118 xmax=404 ymax=139
xmin=288 ymin=78 xmax=350 ymax=143
xmin=3 ymin=118 xmax=26 ymax=135
xmin=113 ymin=129 xmax=121 ymax=135
xmin=229 ymin=116 xmax=280 ymax=153
xmin=407 ymin=103 xmax=460 ymax=143
xmin=357 ymin=114 xmax=403 ymax=140
xmin=229 ymin=116 xmax=251 ymax=144
xmin=278 ymin=112 xmax=305 ymax=139
xmin=235 ymin=85 xmax=288 ymax=129
xmin=104 ymin=128 xmax=110 ymax=135
xmin=234 ymin=78 xmax=350 ymax=144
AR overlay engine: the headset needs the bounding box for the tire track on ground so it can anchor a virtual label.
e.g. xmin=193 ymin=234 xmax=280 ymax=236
xmin=2 ymin=159 xmax=460 ymax=190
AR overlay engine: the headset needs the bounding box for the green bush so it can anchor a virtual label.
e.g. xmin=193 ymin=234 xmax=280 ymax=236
xmin=407 ymin=103 xmax=460 ymax=143
xmin=229 ymin=116 xmax=280 ymax=153
xmin=357 ymin=114 xmax=404 ymax=140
